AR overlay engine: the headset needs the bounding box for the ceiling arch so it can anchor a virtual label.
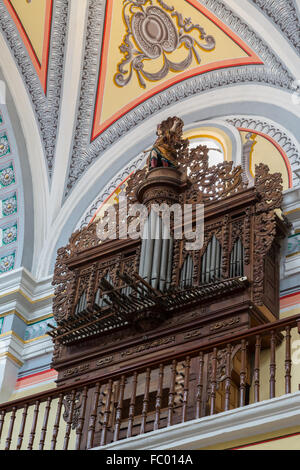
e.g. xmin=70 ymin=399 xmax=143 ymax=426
xmin=3 ymin=0 xmax=53 ymax=93
xmin=64 ymin=0 xmax=297 ymax=200
xmin=0 ymin=0 xmax=69 ymax=175
xmin=0 ymin=73 xmax=34 ymax=272
xmin=0 ymin=38 xmax=49 ymax=274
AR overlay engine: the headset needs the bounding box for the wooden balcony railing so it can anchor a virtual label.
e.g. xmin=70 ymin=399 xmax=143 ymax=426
xmin=1 ymin=314 xmax=300 ymax=450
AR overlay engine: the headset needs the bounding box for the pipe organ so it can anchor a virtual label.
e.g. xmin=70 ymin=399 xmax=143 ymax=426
xmin=48 ymin=117 xmax=288 ymax=446
xmin=230 ymin=238 xmax=244 ymax=278
xmin=138 ymin=210 xmax=174 ymax=291
xmin=201 ymin=235 xmax=222 ymax=284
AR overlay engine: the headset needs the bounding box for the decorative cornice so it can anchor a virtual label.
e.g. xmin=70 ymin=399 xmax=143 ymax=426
xmin=0 ymin=268 xmax=54 ymax=325
xmin=0 ymin=351 xmax=23 ymax=367
xmin=98 ymin=392 xmax=300 ymax=450
xmin=250 ymin=0 xmax=300 ymax=54
xmin=226 ymin=116 xmax=300 ymax=187
xmin=0 ymin=0 xmax=69 ymax=177
xmin=66 ymin=0 xmax=295 ymax=198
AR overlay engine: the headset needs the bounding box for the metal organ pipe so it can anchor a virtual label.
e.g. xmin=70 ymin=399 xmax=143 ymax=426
xmin=143 ymin=210 xmax=155 ymax=284
xmin=166 ymin=235 xmax=173 ymax=291
xmin=138 ymin=221 xmax=148 ymax=280
xmin=200 ymin=235 xmax=222 ymax=284
xmin=201 ymin=249 xmax=207 ymax=285
xmin=151 ymin=214 xmax=163 ymax=289
xmin=75 ymin=290 xmax=87 ymax=315
xmin=230 ymin=238 xmax=244 ymax=277
xmin=159 ymin=222 xmax=170 ymax=292
xmin=139 ymin=211 xmax=173 ymax=292
xmin=93 ymin=272 xmax=113 ymax=309
xmin=180 ymin=255 xmax=194 ymax=288
xmin=209 ymin=235 xmax=217 ymax=281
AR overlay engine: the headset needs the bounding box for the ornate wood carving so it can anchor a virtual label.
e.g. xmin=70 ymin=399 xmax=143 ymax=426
xmin=63 ymin=391 xmax=83 ymax=430
xmin=178 ymin=148 xmax=247 ymax=205
xmin=243 ymin=208 xmax=252 ymax=265
xmin=50 ymin=117 xmax=287 ymax=404
xmin=252 ymin=163 xmax=284 ymax=305
xmin=52 ymin=246 xmax=75 ymax=322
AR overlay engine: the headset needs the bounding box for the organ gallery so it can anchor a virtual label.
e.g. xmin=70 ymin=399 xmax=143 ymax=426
xmin=40 ymin=117 xmax=291 ymax=448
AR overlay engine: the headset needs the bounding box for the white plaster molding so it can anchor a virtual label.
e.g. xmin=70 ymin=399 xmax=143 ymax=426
xmin=0 ymin=267 xmax=53 ymax=299
xmin=285 ymin=254 xmax=300 ymax=278
xmin=50 ymin=0 xmax=89 ymax=224
xmin=0 ymin=304 xmax=54 ymax=402
xmin=183 ymin=119 xmax=243 ymax=166
xmin=97 ymin=392 xmax=300 ymax=450
xmin=225 ymin=114 xmax=300 ymax=183
xmin=0 ymin=80 xmax=5 ymax=105
xmin=22 ymin=336 xmax=54 ymax=362
xmin=283 ymin=187 xmax=300 ymax=232
xmin=0 ymin=333 xmax=24 ymax=362
xmin=0 ymin=268 xmax=53 ymax=322
xmin=0 ymin=34 xmax=49 ymax=277
xmin=0 ymin=356 xmax=20 ymax=402
xmin=224 ymin=0 xmax=300 ymax=78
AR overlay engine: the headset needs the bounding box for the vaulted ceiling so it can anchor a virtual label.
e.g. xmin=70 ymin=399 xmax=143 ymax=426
xmin=0 ymin=0 xmax=299 ymax=279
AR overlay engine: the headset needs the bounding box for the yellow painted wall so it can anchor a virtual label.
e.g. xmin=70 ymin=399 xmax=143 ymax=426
xmin=240 ymin=131 xmax=290 ymax=190
xmin=0 ymin=397 xmax=76 ymax=450
xmin=183 ymin=127 xmax=232 ymax=162
xmin=247 ymin=306 xmax=300 ymax=405
xmin=202 ymin=426 xmax=300 ymax=450
xmin=10 ymin=0 xmax=48 ymax=63
xmin=9 ymin=381 xmax=57 ymax=402
xmin=98 ymin=0 xmax=250 ymax=129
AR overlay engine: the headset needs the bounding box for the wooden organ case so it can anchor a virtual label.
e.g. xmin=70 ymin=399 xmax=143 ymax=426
xmin=49 ymin=117 xmax=288 ymax=446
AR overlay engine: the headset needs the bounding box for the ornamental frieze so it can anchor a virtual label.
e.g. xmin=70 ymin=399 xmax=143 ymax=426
xmin=115 ymin=0 xmax=215 ymax=88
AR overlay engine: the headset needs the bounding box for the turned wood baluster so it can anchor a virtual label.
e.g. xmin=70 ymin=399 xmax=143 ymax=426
xmin=127 ymin=372 xmax=138 ymax=438
xmin=210 ymin=348 xmax=218 ymax=415
xmin=167 ymin=360 xmax=177 ymax=426
xmin=17 ymin=404 xmax=28 ymax=450
xmin=154 ymin=364 xmax=164 ymax=431
xmin=75 ymin=386 xmax=88 ymax=450
xmin=196 ymin=352 xmax=204 ymax=419
xmin=50 ymin=394 xmax=63 ymax=450
xmin=140 ymin=368 xmax=151 ymax=434
xmin=224 ymin=344 xmax=232 ymax=411
xmin=182 ymin=356 xmax=190 ymax=423
xmin=0 ymin=410 xmax=5 ymax=442
xmin=239 ymin=340 xmax=247 ymax=407
xmin=254 ymin=335 xmax=261 ymax=403
xmin=113 ymin=375 xmax=126 ymax=442
xmin=100 ymin=379 xmax=113 ymax=446
xmin=111 ymin=379 xmax=120 ymax=431
xmin=87 ymin=382 xmax=101 ymax=449
xmin=39 ymin=397 xmax=52 ymax=450
xmin=5 ymin=407 xmax=16 ymax=450
xmin=285 ymin=326 xmax=292 ymax=394
xmin=270 ymin=330 xmax=276 ymax=399
xmin=63 ymin=390 xmax=76 ymax=450
xmin=27 ymin=400 xmax=40 ymax=450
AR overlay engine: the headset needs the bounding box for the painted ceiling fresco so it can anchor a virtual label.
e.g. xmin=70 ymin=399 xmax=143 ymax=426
xmin=0 ymin=0 xmax=299 ymax=277
xmin=92 ymin=0 xmax=263 ymax=140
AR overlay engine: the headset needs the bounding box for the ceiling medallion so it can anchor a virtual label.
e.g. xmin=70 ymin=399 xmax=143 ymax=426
xmin=114 ymin=0 xmax=216 ymax=88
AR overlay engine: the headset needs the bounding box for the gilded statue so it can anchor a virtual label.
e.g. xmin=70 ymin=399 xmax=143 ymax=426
xmin=146 ymin=116 xmax=188 ymax=169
